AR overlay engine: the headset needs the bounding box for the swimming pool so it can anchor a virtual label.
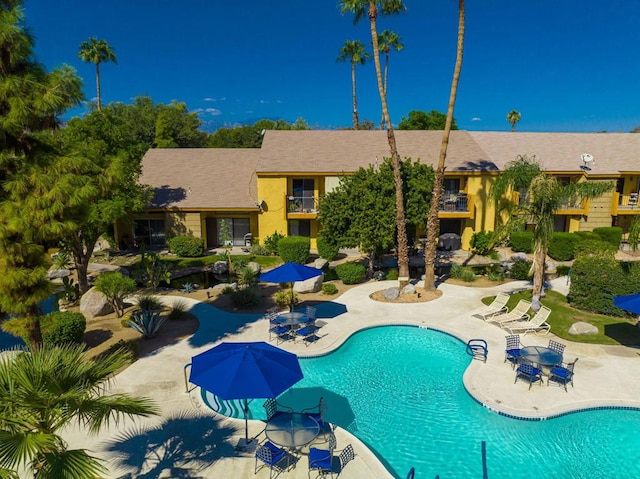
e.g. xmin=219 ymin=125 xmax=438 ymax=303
xmin=205 ymin=326 xmax=640 ymax=478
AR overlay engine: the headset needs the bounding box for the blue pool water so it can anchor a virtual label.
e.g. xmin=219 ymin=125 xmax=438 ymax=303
xmin=205 ymin=326 xmax=640 ymax=478
xmin=0 ymin=295 xmax=58 ymax=350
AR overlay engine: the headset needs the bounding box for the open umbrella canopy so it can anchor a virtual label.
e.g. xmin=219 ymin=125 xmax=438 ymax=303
xmin=259 ymin=262 xmax=323 ymax=284
xmin=613 ymin=294 xmax=640 ymax=315
xmin=189 ymin=341 xmax=303 ymax=400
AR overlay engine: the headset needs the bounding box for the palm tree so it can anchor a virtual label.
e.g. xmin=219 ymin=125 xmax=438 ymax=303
xmin=507 ymin=110 xmax=521 ymax=132
xmin=339 ymin=0 xmax=411 ymax=285
xmin=423 ymin=0 xmax=466 ymax=292
xmin=0 ymin=344 xmax=159 ymax=478
xmin=78 ymin=38 xmax=117 ymax=110
xmin=337 ymin=40 xmax=371 ymax=130
xmin=377 ymin=29 xmax=403 ymax=129
xmin=491 ymin=155 xmax=613 ymax=309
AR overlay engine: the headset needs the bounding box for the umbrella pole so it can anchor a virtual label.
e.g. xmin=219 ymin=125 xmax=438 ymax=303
xmin=244 ymin=398 xmax=250 ymax=444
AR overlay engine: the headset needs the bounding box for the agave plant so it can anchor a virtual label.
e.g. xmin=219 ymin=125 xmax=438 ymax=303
xmin=127 ymin=310 xmax=167 ymax=338
xmin=181 ymin=282 xmax=196 ymax=294
xmin=135 ymin=294 xmax=163 ymax=311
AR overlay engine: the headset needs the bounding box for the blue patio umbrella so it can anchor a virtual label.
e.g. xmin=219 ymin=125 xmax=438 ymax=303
xmin=260 ymin=262 xmax=323 ymax=310
xmin=613 ymin=293 xmax=640 ymax=315
xmin=189 ymin=341 xmax=303 ymax=445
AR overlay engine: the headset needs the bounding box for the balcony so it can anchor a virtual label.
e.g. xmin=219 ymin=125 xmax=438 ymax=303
xmin=611 ymin=192 xmax=640 ymax=216
xmin=438 ymin=193 xmax=474 ymax=219
xmin=512 ymin=192 xmax=588 ymax=215
xmin=286 ymin=195 xmax=318 ymax=218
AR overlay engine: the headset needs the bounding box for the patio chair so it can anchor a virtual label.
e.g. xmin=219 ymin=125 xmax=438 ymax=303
xmin=255 ymin=440 xmax=292 ymax=479
xmin=263 ymin=398 xmax=293 ymax=422
xmin=504 ymin=334 xmax=523 ymax=369
xmin=548 ymin=358 xmax=578 ymax=392
xmin=548 ymin=339 xmax=566 ymax=357
xmin=471 ymin=293 xmax=510 ymax=321
xmin=302 ymin=396 xmax=331 ymax=436
xmin=308 ymin=432 xmax=337 ymax=478
xmin=490 ymin=300 xmax=531 ymax=326
xmin=503 ymin=305 xmax=552 ymax=336
xmin=295 ymin=322 xmax=319 ymax=346
xmin=514 ymin=360 xmax=543 ymax=390
xmin=304 ymin=305 xmax=318 ymax=324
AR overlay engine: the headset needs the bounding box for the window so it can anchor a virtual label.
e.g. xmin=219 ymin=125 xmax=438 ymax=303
xmin=443 ymin=178 xmax=461 ymax=195
xmin=216 ymin=218 xmax=250 ymax=246
xmin=133 ymin=219 xmax=166 ymax=246
xmin=292 ymin=179 xmax=315 ymax=211
xmin=288 ymin=220 xmax=311 ymax=237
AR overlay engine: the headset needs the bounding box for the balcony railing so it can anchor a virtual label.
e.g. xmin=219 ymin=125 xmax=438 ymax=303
xmin=611 ymin=192 xmax=640 ymax=215
xmin=438 ymin=193 xmax=474 ymax=218
xmin=513 ymin=192 xmax=588 ymax=215
xmin=286 ymin=195 xmax=318 ymax=215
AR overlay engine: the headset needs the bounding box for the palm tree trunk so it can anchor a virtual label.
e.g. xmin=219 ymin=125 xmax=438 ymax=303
xmin=380 ymin=52 xmax=389 ymax=130
xmin=24 ymin=308 xmax=43 ymax=348
xmin=96 ymin=62 xmax=101 ymax=110
xmin=368 ymin=3 xmax=410 ymax=286
xmin=424 ymin=0 xmax=465 ymax=292
xmin=531 ymin=243 xmax=546 ymax=310
xmin=351 ymin=62 xmax=359 ymax=130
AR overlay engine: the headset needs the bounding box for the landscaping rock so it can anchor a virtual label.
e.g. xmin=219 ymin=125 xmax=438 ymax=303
xmin=47 ymin=269 xmax=71 ymax=279
xmin=211 ymin=261 xmax=229 ymax=275
xmin=402 ymin=284 xmax=416 ymax=295
xmin=510 ymin=253 xmax=528 ymax=262
xmin=546 ymin=261 xmax=556 ymax=272
xmin=293 ymin=274 xmax=323 ymax=294
xmin=373 ymin=270 xmax=385 ymax=281
xmin=383 ymin=287 xmax=400 ymax=301
xmin=246 ymin=261 xmax=261 ymax=274
xmin=210 ymin=282 xmax=237 ymax=293
xmin=568 ymin=321 xmax=599 ymax=336
xmin=314 ymin=258 xmax=329 ymax=270
xmin=80 ymin=287 xmax=114 ymax=318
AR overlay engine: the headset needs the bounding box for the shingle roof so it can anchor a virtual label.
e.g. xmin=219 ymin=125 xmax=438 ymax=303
xmin=140 ymin=148 xmax=259 ymax=209
xmin=258 ymin=130 xmax=498 ymax=173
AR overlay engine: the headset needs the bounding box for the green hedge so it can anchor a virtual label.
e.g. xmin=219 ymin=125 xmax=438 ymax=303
xmin=42 ymin=312 xmax=86 ymax=346
xmin=574 ymin=231 xmax=600 ymax=242
xmin=574 ymin=240 xmax=618 ymax=259
xmin=509 ymin=260 xmax=532 ymax=280
xmin=569 ymin=257 xmax=640 ymax=316
xmin=278 ymin=236 xmax=310 ymax=264
xmin=335 ymin=262 xmax=366 ymax=284
xmin=548 ymin=233 xmax=582 ymax=261
xmin=168 ymin=236 xmax=204 ymax=257
xmin=470 ymin=231 xmax=494 ymax=256
xmin=317 ymin=236 xmax=339 ymax=261
xmin=592 ymin=227 xmax=623 ymax=248
xmin=509 ymin=232 xmax=534 ymax=253
xmin=264 ymin=231 xmax=285 ymax=256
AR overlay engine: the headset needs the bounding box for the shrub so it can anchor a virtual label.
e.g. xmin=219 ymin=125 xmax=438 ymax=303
xmin=168 ymin=235 xmax=204 ymax=257
xmin=509 ymin=260 xmax=532 ymax=280
xmin=574 ymin=231 xmax=600 ymax=242
xmin=570 ymin=257 xmax=640 ymax=316
xmin=488 ymin=271 xmax=505 ymax=282
xmin=323 ymin=268 xmax=339 ymax=281
xmin=574 ymin=240 xmax=617 ymax=259
xmin=317 ymin=236 xmax=340 ymax=261
xmin=41 ymin=312 xmax=86 ymax=347
xmin=127 ymin=310 xmax=167 ymax=338
xmin=94 ymin=272 xmax=136 ymax=318
xmin=230 ymin=287 xmax=262 ymax=309
xmin=548 ymin=232 xmax=581 ymax=261
xmin=120 ymin=313 xmax=132 ymax=328
xmin=264 ymin=231 xmax=285 ymax=256
xmin=222 ymin=285 xmax=235 ymax=295
xmin=509 ymin=232 xmax=534 ymax=253
xmin=251 ymin=244 xmax=270 ymax=256
xmin=592 ymin=226 xmax=623 ymax=248
xmin=459 ymin=267 xmax=476 ymax=282
xmin=335 ymin=262 xmax=366 ymax=284
xmin=470 ymin=231 xmax=494 ymax=256
xmin=274 ymin=289 xmax=298 ymax=309
xmin=278 ymin=236 xmax=310 ymax=264
xmin=236 ymin=266 xmax=258 ymax=288
xmin=449 ymin=263 xmax=463 ymax=279
xmin=135 ymin=294 xmax=163 ymax=311
xmin=322 ymin=283 xmax=338 ymax=295
xmin=386 ymin=268 xmax=399 ymax=280
xmin=555 ymin=265 xmax=571 ymax=276
xmin=168 ymin=299 xmax=189 ymax=320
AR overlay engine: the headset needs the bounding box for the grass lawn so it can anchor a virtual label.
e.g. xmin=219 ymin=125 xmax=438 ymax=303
xmin=483 ymin=289 xmax=640 ymax=347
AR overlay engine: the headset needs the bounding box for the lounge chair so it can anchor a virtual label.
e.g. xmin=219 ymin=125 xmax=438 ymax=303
xmin=489 ymin=300 xmax=531 ymax=325
xmin=514 ymin=361 xmax=543 ymax=390
xmin=255 ymin=440 xmax=293 ymax=479
xmin=548 ymin=358 xmax=578 ymax=392
xmin=503 ymin=305 xmax=552 ymax=336
xmin=472 ymin=292 xmax=510 ymax=320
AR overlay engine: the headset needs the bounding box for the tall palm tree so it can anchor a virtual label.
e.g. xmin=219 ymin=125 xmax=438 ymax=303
xmin=78 ymin=38 xmax=117 ymax=110
xmin=423 ymin=0 xmax=466 ymax=292
xmin=377 ymin=29 xmax=403 ymax=130
xmin=340 ymin=0 xmax=411 ymax=285
xmin=507 ymin=110 xmax=521 ymax=132
xmin=0 ymin=344 xmax=159 ymax=478
xmin=491 ymin=155 xmax=613 ymax=309
xmin=337 ymin=40 xmax=371 ymax=130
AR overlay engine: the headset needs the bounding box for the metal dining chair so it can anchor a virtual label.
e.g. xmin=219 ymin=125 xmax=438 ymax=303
xmin=548 ymin=358 xmax=579 ymax=392
xmin=514 ymin=360 xmax=543 ymax=390
xmin=548 ymin=339 xmax=566 ymax=358
xmin=504 ymin=335 xmax=523 ymax=369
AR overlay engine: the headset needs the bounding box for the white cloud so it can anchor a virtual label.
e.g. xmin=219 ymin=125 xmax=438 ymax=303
xmin=203 ymin=97 xmax=216 ymax=102
xmin=194 ymin=107 xmax=222 ymax=116
xmin=259 ymin=99 xmax=267 ymax=104
xmin=471 ymin=117 xmax=481 ymax=122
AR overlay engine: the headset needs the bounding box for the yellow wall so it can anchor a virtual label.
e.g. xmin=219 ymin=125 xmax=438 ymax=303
xmin=257 ymin=176 xmax=289 ymax=244
xmin=579 ymin=179 xmax=616 ymax=231
xmin=167 ymin=212 xmax=202 ymax=237
xmin=462 ymin=174 xmax=498 ymax=249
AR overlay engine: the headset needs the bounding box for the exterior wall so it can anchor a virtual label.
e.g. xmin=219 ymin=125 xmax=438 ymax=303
xmin=166 ymin=212 xmax=203 ymax=238
xmin=257 ymin=176 xmax=288 ymax=244
xmin=579 ymin=179 xmax=616 ymax=231
xmin=463 ymin=174 xmax=498 ymax=249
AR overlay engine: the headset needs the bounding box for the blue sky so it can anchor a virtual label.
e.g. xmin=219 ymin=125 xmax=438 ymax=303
xmin=25 ymin=1 xmax=640 ymax=132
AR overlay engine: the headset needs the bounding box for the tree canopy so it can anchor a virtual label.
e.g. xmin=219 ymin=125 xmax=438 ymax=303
xmin=207 ymin=118 xmax=310 ymax=148
xmin=398 ymin=110 xmax=458 ymax=130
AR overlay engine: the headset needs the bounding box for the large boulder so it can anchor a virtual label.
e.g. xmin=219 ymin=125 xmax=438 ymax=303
xmin=211 ymin=261 xmax=229 ymax=275
xmin=80 ymin=287 xmax=114 ymax=318
xmin=209 ymin=282 xmax=237 ymax=294
xmin=402 ymin=284 xmax=416 ymax=295
xmin=246 ymin=261 xmax=261 ymax=274
xmin=383 ymin=287 xmax=400 ymax=301
xmin=47 ymin=269 xmax=71 ymax=280
xmin=293 ymin=274 xmax=323 ymax=294
xmin=314 ymin=258 xmax=329 ymax=270
xmin=568 ymin=321 xmax=599 ymax=336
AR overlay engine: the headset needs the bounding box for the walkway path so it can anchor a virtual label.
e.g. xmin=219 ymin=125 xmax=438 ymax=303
xmin=61 ymin=277 xmax=640 ymax=478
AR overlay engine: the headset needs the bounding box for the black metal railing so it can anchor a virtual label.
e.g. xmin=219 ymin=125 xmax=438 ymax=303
xmin=287 ymin=195 xmax=318 ymax=213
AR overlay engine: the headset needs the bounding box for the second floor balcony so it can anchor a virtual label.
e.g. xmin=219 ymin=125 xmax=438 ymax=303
xmin=438 ymin=193 xmax=474 ymax=219
xmin=286 ymin=195 xmax=318 ymax=217
xmin=611 ymin=192 xmax=640 ymax=216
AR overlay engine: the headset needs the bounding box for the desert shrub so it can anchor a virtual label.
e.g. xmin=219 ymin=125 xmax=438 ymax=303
xmin=278 ymin=236 xmax=310 ymax=264
xmin=488 ymin=270 xmax=506 ymax=282
xmin=94 ymin=272 xmax=136 ymax=318
xmin=386 ymin=268 xmax=399 ymax=280
xmin=41 ymin=312 xmax=86 ymax=346
xmin=323 ymin=268 xmax=339 ymax=281
xmin=335 ymin=262 xmax=366 ymax=284
xmin=274 ymin=289 xmax=298 ymax=309
xmin=509 ymin=232 xmax=534 ymax=253
xmin=488 ymin=250 xmax=501 ymax=261
xmin=135 ymin=294 xmax=163 ymax=311
xmin=449 ymin=263 xmax=463 ymax=279
xmin=120 ymin=313 xmax=132 ymax=327
xmin=168 ymin=299 xmax=189 ymax=320
xmin=236 ymin=266 xmax=258 ymax=288
xmin=574 ymin=240 xmax=617 ymax=259
xmin=251 ymin=244 xmax=270 ymax=256
xmin=168 ymin=235 xmax=204 ymax=257
xmin=555 ymin=265 xmax=571 ymax=276
xmin=127 ymin=309 xmax=167 ymax=338
xmin=222 ymin=285 xmax=235 ymax=294
xmin=592 ymin=226 xmax=623 ymax=248
xmin=470 ymin=230 xmax=494 ymax=256
xmin=264 ymin=231 xmax=285 ymax=256
xmin=570 ymin=257 xmax=640 ymax=316
xmin=509 ymin=260 xmax=532 ymax=280
xmin=317 ymin=236 xmax=340 ymax=261
xmin=230 ymin=287 xmax=262 ymax=308
xmin=322 ymin=283 xmax=338 ymax=295
xmin=547 ymin=232 xmax=581 ymax=261
xmin=459 ymin=267 xmax=476 ymax=282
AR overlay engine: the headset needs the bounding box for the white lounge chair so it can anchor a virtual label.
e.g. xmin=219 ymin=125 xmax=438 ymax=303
xmin=472 ymin=293 xmax=510 ymax=321
xmin=503 ymin=305 xmax=552 ymax=336
xmin=490 ymin=299 xmax=531 ymax=325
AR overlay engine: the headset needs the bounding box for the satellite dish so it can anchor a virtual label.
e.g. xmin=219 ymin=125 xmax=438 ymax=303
xmin=581 ymin=153 xmax=594 ymax=164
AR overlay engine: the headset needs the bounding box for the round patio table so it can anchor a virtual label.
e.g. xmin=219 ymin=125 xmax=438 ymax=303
xmin=275 ymin=312 xmax=308 ymax=327
xmin=520 ymin=346 xmax=562 ymax=368
xmin=265 ymin=412 xmax=320 ymax=449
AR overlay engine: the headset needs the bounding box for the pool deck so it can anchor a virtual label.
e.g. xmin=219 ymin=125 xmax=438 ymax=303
xmin=61 ymin=277 xmax=640 ymax=478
